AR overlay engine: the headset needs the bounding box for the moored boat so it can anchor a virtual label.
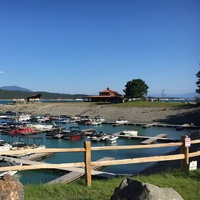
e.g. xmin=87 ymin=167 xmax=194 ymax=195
xmin=120 ymin=130 xmax=138 ymax=136
xmin=62 ymin=126 xmax=84 ymax=140
xmin=0 ymin=158 xmax=22 ymax=177
xmin=116 ymin=117 xmax=128 ymax=124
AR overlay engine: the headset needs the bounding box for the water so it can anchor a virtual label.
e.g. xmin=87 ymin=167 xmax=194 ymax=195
xmin=2 ymin=123 xmax=192 ymax=185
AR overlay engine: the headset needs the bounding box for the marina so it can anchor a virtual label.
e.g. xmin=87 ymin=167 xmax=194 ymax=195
xmin=0 ymin=111 xmax=196 ymax=185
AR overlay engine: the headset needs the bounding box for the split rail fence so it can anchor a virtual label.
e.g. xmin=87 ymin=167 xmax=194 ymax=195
xmin=0 ymin=135 xmax=200 ymax=186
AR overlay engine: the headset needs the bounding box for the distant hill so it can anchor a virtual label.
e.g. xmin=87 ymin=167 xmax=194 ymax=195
xmin=0 ymin=86 xmax=33 ymax=92
xmin=0 ymin=85 xmax=87 ymax=99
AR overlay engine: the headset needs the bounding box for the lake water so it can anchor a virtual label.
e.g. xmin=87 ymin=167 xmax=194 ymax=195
xmin=2 ymin=123 xmax=192 ymax=185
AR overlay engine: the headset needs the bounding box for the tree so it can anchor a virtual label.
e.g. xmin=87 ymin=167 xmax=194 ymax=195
xmin=196 ymin=71 xmax=200 ymax=94
xmin=123 ymin=79 xmax=149 ymax=98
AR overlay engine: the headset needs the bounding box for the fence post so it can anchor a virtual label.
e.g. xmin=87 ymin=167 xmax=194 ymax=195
xmin=181 ymin=135 xmax=189 ymax=172
xmin=84 ymin=141 xmax=91 ymax=186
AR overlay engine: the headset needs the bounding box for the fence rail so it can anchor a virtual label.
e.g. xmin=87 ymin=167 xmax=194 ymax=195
xmin=0 ymin=135 xmax=200 ymax=186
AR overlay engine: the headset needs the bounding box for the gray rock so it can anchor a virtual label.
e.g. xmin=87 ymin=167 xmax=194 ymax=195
xmin=110 ymin=178 xmax=183 ymax=200
xmin=0 ymin=174 xmax=24 ymax=200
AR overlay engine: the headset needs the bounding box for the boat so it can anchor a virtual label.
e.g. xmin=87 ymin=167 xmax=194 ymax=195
xmin=90 ymin=131 xmax=107 ymax=142
xmin=0 ymin=158 xmax=22 ymax=177
xmin=120 ymin=130 xmax=138 ymax=136
xmin=62 ymin=126 xmax=84 ymax=140
xmin=46 ymin=127 xmax=66 ymax=139
xmin=0 ymin=139 xmax=12 ymax=151
xmin=103 ymin=135 xmax=118 ymax=143
xmin=90 ymin=119 xmax=102 ymax=126
xmin=116 ymin=117 xmax=128 ymax=124
xmin=94 ymin=115 xmax=105 ymax=123
xmin=9 ymin=127 xmax=37 ymax=135
xmin=10 ymin=135 xmax=46 ymax=157
xmin=26 ymin=123 xmax=54 ymax=131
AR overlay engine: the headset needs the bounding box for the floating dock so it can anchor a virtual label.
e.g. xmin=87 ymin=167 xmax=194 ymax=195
xmin=47 ymin=157 xmax=116 ymax=184
xmin=140 ymin=134 xmax=168 ymax=145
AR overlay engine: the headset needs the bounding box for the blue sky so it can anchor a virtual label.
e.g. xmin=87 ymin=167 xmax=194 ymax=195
xmin=0 ymin=0 xmax=199 ymax=96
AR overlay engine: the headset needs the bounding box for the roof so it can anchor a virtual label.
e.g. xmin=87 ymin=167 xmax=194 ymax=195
xmin=100 ymin=87 xmax=118 ymax=94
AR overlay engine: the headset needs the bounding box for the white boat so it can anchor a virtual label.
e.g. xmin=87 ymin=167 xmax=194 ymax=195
xmin=103 ymin=135 xmax=118 ymax=143
xmin=120 ymin=130 xmax=138 ymax=136
xmin=90 ymin=119 xmax=102 ymax=126
xmin=25 ymin=123 xmax=54 ymax=131
xmin=116 ymin=117 xmax=128 ymax=124
xmin=10 ymin=136 xmax=46 ymax=157
xmin=0 ymin=158 xmax=22 ymax=177
xmin=0 ymin=140 xmax=12 ymax=151
xmin=94 ymin=115 xmax=105 ymax=123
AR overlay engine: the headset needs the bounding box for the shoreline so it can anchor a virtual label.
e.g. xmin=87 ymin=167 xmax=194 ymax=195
xmin=1 ymin=102 xmax=200 ymax=126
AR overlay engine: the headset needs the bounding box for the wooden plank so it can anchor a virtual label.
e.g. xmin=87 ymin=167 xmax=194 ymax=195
xmin=47 ymin=171 xmax=84 ymax=184
xmin=141 ymin=134 xmax=168 ymax=145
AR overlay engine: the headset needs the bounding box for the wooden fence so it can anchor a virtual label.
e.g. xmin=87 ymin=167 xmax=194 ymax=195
xmin=0 ymin=135 xmax=200 ymax=186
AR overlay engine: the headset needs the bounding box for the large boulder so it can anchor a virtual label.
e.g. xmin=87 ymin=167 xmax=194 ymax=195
xmin=110 ymin=178 xmax=183 ymax=200
xmin=0 ymin=174 xmax=24 ymax=200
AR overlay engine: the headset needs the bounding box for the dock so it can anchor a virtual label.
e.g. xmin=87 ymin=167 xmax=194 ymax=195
xmin=0 ymin=154 xmax=116 ymax=184
xmin=47 ymin=157 xmax=116 ymax=184
xmin=142 ymin=122 xmax=159 ymax=128
xmin=114 ymin=132 xmax=178 ymax=142
xmin=140 ymin=134 xmax=168 ymax=145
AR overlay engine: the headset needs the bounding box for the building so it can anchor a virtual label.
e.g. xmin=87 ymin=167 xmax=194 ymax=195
xmin=83 ymin=87 xmax=124 ymax=103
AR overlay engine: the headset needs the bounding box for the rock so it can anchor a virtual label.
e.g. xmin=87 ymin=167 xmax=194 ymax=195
xmin=0 ymin=174 xmax=24 ymax=200
xmin=110 ymin=178 xmax=183 ymax=200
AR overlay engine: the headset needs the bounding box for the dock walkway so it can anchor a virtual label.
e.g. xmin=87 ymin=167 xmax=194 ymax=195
xmin=140 ymin=134 xmax=168 ymax=145
xmin=47 ymin=157 xmax=116 ymax=184
xmin=0 ymin=154 xmax=116 ymax=184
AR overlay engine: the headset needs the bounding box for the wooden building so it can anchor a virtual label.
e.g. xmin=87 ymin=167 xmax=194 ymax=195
xmin=83 ymin=87 xmax=124 ymax=103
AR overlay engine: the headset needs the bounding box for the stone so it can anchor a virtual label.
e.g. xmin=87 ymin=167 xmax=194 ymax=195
xmin=110 ymin=178 xmax=183 ymax=200
xmin=0 ymin=174 xmax=24 ymax=200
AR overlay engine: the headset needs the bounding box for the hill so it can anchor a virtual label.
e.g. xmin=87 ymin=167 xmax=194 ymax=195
xmin=0 ymin=85 xmax=33 ymax=92
xmin=0 ymin=86 xmax=87 ymax=99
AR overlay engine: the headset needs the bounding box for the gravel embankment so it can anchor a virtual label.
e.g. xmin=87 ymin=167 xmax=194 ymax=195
xmin=1 ymin=102 xmax=200 ymax=125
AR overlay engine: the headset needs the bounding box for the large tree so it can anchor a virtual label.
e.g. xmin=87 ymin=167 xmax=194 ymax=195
xmin=196 ymin=71 xmax=200 ymax=94
xmin=123 ymin=79 xmax=149 ymax=98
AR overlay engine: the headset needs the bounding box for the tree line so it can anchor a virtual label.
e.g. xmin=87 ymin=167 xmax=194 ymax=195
xmin=0 ymin=90 xmax=87 ymax=100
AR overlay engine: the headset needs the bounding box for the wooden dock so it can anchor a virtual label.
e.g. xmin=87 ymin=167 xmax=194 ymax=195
xmin=142 ymin=122 xmax=159 ymax=128
xmin=140 ymin=134 xmax=168 ymax=145
xmin=0 ymin=154 xmax=117 ymax=184
xmin=47 ymin=157 xmax=116 ymax=184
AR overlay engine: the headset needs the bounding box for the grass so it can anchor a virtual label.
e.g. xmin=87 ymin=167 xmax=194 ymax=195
xmin=112 ymin=101 xmax=193 ymax=108
xmin=24 ymin=169 xmax=200 ymax=200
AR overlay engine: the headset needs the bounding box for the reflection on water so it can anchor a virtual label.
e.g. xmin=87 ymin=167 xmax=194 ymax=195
xmin=2 ymin=123 xmax=192 ymax=184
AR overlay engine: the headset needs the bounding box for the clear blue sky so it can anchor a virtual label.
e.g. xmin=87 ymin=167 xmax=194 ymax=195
xmin=0 ymin=0 xmax=199 ymax=96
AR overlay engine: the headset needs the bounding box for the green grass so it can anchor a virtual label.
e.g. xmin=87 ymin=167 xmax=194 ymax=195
xmin=24 ymin=169 xmax=200 ymax=200
xmin=111 ymin=101 xmax=193 ymax=108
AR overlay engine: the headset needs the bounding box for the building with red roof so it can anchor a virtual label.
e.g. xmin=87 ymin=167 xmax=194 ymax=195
xmin=83 ymin=87 xmax=124 ymax=103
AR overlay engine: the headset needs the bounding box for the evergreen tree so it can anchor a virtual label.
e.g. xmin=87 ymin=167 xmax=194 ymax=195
xmin=196 ymin=71 xmax=200 ymax=94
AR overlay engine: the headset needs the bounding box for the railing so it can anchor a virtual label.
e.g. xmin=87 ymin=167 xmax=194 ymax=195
xmin=0 ymin=135 xmax=200 ymax=186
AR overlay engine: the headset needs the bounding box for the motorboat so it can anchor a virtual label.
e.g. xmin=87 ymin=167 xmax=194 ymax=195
xmin=103 ymin=135 xmax=118 ymax=143
xmin=0 ymin=139 xmax=12 ymax=151
xmin=116 ymin=117 xmax=128 ymax=124
xmin=91 ymin=131 xmax=107 ymax=142
xmin=120 ymin=130 xmax=138 ymax=136
xmin=9 ymin=127 xmax=37 ymax=135
xmin=0 ymin=158 xmax=22 ymax=177
xmin=62 ymin=126 xmax=84 ymax=140
xmin=90 ymin=119 xmax=102 ymax=126
xmin=94 ymin=115 xmax=105 ymax=123
xmin=26 ymin=123 xmax=54 ymax=131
